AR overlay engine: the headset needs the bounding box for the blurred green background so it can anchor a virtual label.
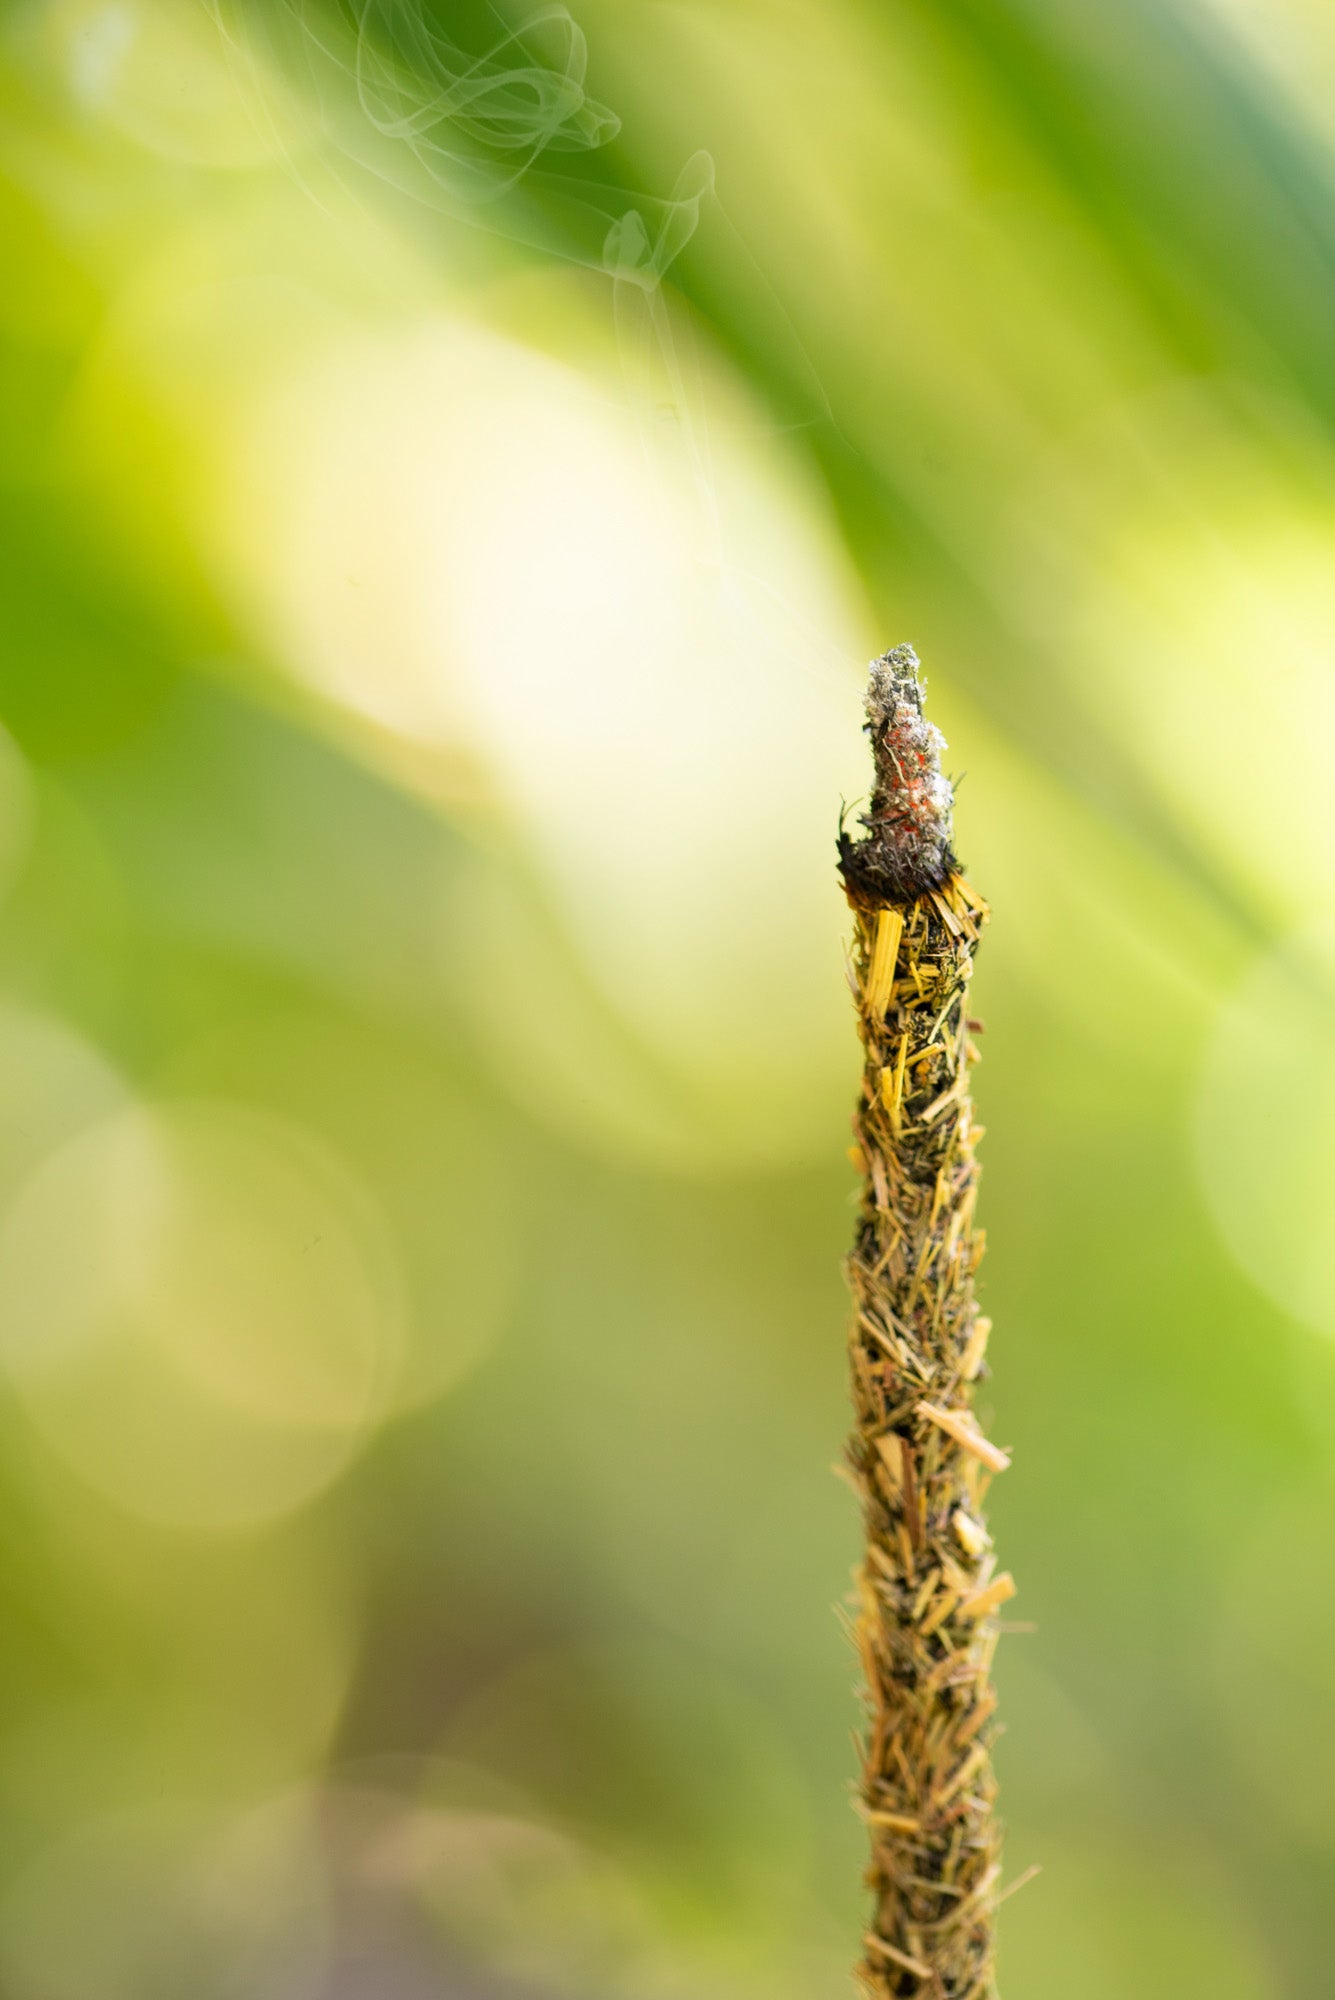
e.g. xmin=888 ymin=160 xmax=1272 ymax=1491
xmin=1 ymin=0 xmax=1334 ymax=1993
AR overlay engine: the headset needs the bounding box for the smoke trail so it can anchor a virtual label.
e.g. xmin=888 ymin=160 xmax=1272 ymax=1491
xmin=210 ymin=0 xmax=714 ymax=288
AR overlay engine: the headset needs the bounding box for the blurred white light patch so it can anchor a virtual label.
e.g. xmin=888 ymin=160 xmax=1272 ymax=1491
xmin=161 ymin=1008 xmax=514 ymax=1412
xmin=211 ymin=314 xmax=873 ymax=1164
xmin=1105 ymin=510 xmax=1335 ymax=923
xmin=0 ymin=1098 xmax=404 ymax=1529
xmin=0 ymin=1793 xmax=328 ymax=2000
xmin=435 ymin=1638 xmax=814 ymax=1952
xmin=0 ymin=1001 xmax=128 ymax=1202
xmin=0 ymin=1539 xmax=356 ymax=1822
xmin=401 ymin=1808 xmax=667 ymax=1995
xmin=1196 ymin=925 xmax=1335 ymax=1340
xmin=1197 ymin=0 xmax=1335 ymax=148
xmin=446 ymin=840 xmax=759 ymax=1170
xmin=44 ymin=0 xmax=301 ymax=169
xmin=1024 ymin=398 xmax=1335 ymax=929
xmin=329 ymin=1750 xmax=829 ymax=2000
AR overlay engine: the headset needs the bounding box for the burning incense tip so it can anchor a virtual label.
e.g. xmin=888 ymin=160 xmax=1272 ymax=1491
xmin=839 ymin=644 xmax=958 ymax=908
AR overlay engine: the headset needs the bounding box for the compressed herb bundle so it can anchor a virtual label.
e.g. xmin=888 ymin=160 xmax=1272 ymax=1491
xmin=839 ymin=646 xmax=1012 ymax=1999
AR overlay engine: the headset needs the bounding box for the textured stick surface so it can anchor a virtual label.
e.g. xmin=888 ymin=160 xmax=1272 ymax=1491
xmin=840 ymin=649 xmax=1009 ymax=2000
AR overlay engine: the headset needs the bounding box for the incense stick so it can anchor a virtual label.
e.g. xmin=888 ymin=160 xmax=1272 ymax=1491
xmin=840 ymin=645 xmax=1011 ymax=1999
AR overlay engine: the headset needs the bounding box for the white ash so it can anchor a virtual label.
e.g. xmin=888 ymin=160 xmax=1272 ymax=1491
xmin=839 ymin=644 xmax=959 ymax=905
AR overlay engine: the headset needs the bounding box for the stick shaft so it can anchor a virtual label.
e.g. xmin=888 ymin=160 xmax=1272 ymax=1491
xmin=846 ymin=877 xmax=1006 ymax=2000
